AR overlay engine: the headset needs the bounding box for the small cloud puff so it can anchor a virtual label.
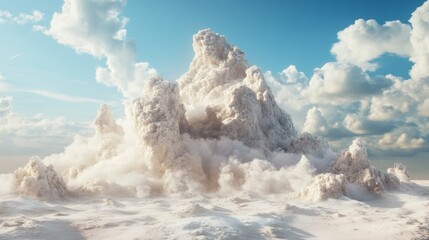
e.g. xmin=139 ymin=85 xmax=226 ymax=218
xmin=0 ymin=10 xmax=43 ymax=25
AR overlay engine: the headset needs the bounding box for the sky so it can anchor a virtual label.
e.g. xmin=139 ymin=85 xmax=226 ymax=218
xmin=0 ymin=0 xmax=428 ymax=177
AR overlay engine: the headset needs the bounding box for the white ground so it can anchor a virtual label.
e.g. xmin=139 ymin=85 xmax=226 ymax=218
xmin=1 ymin=181 xmax=428 ymax=240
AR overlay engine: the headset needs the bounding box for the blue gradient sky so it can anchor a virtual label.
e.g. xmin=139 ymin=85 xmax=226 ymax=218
xmin=0 ymin=0 xmax=428 ymax=177
xmin=0 ymin=0 xmax=423 ymax=121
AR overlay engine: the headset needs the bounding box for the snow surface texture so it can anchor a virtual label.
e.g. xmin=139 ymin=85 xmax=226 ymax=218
xmin=2 ymin=29 xmax=416 ymax=202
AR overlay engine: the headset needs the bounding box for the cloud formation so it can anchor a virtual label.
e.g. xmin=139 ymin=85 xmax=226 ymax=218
xmin=4 ymin=0 xmax=426 ymax=185
xmin=265 ymin=1 xmax=429 ymax=155
xmin=331 ymin=19 xmax=412 ymax=71
xmin=378 ymin=133 xmax=425 ymax=150
xmin=303 ymin=62 xmax=392 ymax=103
xmin=44 ymin=0 xmax=157 ymax=98
xmin=409 ymin=0 xmax=429 ymax=80
xmin=6 ymin=29 xmax=409 ymax=203
xmin=0 ymin=10 xmax=43 ymax=25
xmin=23 ymin=89 xmax=111 ymax=104
xmin=0 ymin=96 xmax=89 ymax=157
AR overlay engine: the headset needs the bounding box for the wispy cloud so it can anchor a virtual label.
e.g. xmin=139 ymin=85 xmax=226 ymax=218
xmin=23 ymin=89 xmax=113 ymax=104
xmin=9 ymin=54 xmax=19 ymax=60
xmin=0 ymin=10 xmax=44 ymax=25
xmin=0 ymin=73 xmax=10 ymax=91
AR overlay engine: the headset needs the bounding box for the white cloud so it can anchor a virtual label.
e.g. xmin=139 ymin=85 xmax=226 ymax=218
xmin=368 ymin=84 xmax=417 ymax=121
xmin=24 ymin=89 xmax=112 ymax=104
xmin=25 ymin=0 xmax=428 ymax=161
xmin=330 ymin=0 xmax=429 ymax=81
xmin=265 ymin=1 xmax=429 ymax=156
xmin=0 ymin=10 xmax=44 ymax=25
xmin=14 ymin=10 xmax=44 ymax=25
xmin=378 ymin=133 xmax=424 ymax=150
xmin=264 ymin=69 xmax=310 ymax=129
xmin=409 ymin=0 xmax=429 ymax=80
xmin=418 ymin=99 xmax=429 ymax=116
xmin=343 ymin=114 xmax=396 ymax=135
xmin=0 ymin=10 xmax=12 ymax=23
xmin=279 ymin=65 xmax=308 ymax=84
xmin=331 ymin=19 xmax=412 ymax=71
xmin=0 ymin=96 xmax=90 ymax=155
xmin=303 ymin=107 xmax=328 ymax=135
xmin=303 ymin=62 xmax=392 ymax=104
xmin=302 ymin=106 xmax=356 ymax=140
xmin=45 ymin=0 xmax=157 ymax=98
xmin=9 ymin=54 xmax=19 ymax=60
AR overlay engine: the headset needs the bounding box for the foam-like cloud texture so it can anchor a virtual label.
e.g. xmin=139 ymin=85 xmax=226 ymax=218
xmin=4 ymin=29 xmax=410 ymax=203
xmin=1 ymin=0 xmax=426 ymax=205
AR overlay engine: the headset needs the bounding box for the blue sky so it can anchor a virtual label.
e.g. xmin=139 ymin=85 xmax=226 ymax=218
xmin=0 ymin=0 xmax=428 ymax=176
xmin=123 ymin=0 xmax=420 ymax=79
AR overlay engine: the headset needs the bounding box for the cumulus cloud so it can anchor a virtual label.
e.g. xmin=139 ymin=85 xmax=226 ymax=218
xmin=302 ymin=107 xmax=355 ymax=140
xmin=303 ymin=107 xmax=329 ymax=135
xmin=368 ymin=82 xmax=417 ymax=121
xmin=278 ymin=65 xmax=309 ymax=84
xmin=343 ymin=114 xmax=396 ymax=135
xmin=331 ymin=19 xmax=412 ymax=71
xmin=264 ymin=68 xmax=311 ymax=129
xmin=45 ymin=0 xmax=157 ymax=98
xmin=378 ymin=133 xmax=425 ymax=150
xmin=0 ymin=10 xmax=43 ymax=25
xmin=418 ymin=99 xmax=429 ymax=116
xmin=303 ymin=62 xmax=392 ymax=103
xmin=2 ymin=0 xmax=426 ymax=202
xmin=6 ymin=29 xmax=405 ymax=202
xmin=0 ymin=30 xmax=338 ymax=200
xmin=409 ymin=0 xmax=429 ymax=80
xmin=263 ymin=1 xmax=429 ymax=157
xmin=330 ymin=0 xmax=429 ymax=81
